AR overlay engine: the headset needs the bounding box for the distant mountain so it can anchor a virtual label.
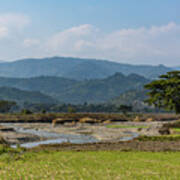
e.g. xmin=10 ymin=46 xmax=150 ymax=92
xmin=0 ymin=73 xmax=149 ymax=104
xmin=0 ymin=57 xmax=172 ymax=80
xmin=57 ymin=73 xmax=149 ymax=104
xmin=173 ymin=67 xmax=180 ymax=71
xmin=0 ymin=87 xmax=56 ymax=104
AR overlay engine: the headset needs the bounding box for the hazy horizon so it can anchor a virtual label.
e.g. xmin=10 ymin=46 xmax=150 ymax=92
xmin=0 ymin=55 xmax=178 ymax=68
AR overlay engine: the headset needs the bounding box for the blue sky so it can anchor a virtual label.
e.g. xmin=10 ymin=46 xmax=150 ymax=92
xmin=0 ymin=0 xmax=179 ymax=65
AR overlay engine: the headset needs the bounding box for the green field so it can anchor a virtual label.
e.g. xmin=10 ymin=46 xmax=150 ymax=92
xmin=107 ymin=124 xmax=148 ymax=129
xmin=0 ymin=148 xmax=180 ymax=180
xmin=172 ymin=128 xmax=180 ymax=133
xmin=138 ymin=134 xmax=180 ymax=141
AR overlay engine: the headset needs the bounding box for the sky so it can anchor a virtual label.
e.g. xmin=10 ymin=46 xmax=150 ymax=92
xmin=0 ymin=0 xmax=179 ymax=66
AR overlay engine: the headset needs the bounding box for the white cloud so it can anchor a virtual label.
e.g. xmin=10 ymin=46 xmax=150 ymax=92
xmin=0 ymin=13 xmax=31 ymax=61
xmin=0 ymin=13 xmax=30 ymax=40
xmin=43 ymin=22 xmax=180 ymax=65
xmin=0 ymin=18 xmax=180 ymax=65
xmin=46 ymin=24 xmax=99 ymax=52
xmin=0 ymin=13 xmax=29 ymax=30
xmin=23 ymin=38 xmax=40 ymax=47
xmin=0 ymin=26 xmax=8 ymax=39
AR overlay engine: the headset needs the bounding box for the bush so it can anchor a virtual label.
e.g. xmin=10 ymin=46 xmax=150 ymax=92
xmin=21 ymin=109 xmax=33 ymax=115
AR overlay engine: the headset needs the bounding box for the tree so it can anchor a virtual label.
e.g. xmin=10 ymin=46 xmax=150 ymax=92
xmin=0 ymin=100 xmax=16 ymax=113
xmin=145 ymin=71 xmax=180 ymax=113
xmin=21 ymin=109 xmax=33 ymax=115
xmin=67 ymin=106 xmax=76 ymax=113
xmin=118 ymin=105 xmax=132 ymax=114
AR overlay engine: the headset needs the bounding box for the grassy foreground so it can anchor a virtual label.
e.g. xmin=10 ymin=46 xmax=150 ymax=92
xmin=0 ymin=149 xmax=180 ymax=180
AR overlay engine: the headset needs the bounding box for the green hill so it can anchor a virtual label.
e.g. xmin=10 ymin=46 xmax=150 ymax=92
xmin=110 ymin=89 xmax=148 ymax=106
xmin=0 ymin=73 xmax=149 ymax=104
xmin=0 ymin=87 xmax=56 ymax=104
xmin=56 ymin=73 xmax=149 ymax=104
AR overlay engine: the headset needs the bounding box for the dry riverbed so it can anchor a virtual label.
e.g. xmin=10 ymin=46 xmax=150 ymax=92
xmin=0 ymin=125 xmax=44 ymax=145
xmin=0 ymin=120 xmax=172 ymax=146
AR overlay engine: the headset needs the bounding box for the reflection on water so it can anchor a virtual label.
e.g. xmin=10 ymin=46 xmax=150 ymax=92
xmin=11 ymin=136 xmax=98 ymax=148
xmin=2 ymin=124 xmax=98 ymax=148
xmin=120 ymin=131 xmax=139 ymax=141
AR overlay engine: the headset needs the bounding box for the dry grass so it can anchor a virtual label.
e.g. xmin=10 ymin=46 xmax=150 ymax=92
xmin=0 ymin=113 xmax=178 ymax=123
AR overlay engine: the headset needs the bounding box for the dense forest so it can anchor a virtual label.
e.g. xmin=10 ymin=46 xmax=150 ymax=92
xmin=0 ymin=73 xmax=149 ymax=104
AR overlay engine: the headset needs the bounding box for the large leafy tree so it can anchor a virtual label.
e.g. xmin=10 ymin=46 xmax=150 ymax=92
xmin=0 ymin=100 xmax=16 ymax=113
xmin=145 ymin=71 xmax=180 ymax=114
xmin=118 ymin=105 xmax=132 ymax=114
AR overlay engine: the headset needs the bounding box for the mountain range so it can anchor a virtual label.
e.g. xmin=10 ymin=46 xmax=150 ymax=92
xmin=0 ymin=87 xmax=56 ymax=104
xmin=0 ymin=57 xmax=172 ymax=80
xmin=0 ymin=56 xmax=175 ymax=105
xmin=0 ymin=73 xmax=149 ymax=104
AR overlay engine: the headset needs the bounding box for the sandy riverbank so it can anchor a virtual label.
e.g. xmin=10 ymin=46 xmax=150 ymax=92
xmin=0 ymin=120 xmax=171 ymax=146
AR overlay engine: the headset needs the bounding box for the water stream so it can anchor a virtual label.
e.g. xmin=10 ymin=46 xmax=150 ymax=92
xmin=2 ymin=123 xmax=139 ymax=148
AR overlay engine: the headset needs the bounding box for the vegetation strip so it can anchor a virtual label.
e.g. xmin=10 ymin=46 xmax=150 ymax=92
xmin=106 ymin=125 xmax=148 ymax=129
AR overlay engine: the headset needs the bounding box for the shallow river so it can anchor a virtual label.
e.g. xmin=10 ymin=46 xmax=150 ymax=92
xmin=2 ymin=123 xmax=139 ymax=148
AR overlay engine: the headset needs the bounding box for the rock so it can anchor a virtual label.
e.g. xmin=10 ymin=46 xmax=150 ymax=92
xmin=146 ymin=118 xmax=153 ymax=122
xmin=52 ymin=118 xmax=77 ymax=127
xmin=134 ymin=116 xmax=141 ymax=122
xmin=103 ymin=120 xmax=111 ymax=124
xmin=64 ymin=121 xmax=76 ymax=126
xmin=0 ymin=127 xmax=14 ymax=132
xmin=79 ymin=117 xmax=98 ymax=124
xmin=52 ymin=118 xmax=64 ymax=127
xmin=0 ymin=136 xmax=8 ymax=145
xmin=158 ymin=127 xmax=170 ymax=135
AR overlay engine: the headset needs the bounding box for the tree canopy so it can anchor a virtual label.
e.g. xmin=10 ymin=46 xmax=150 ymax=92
xmin=0 ymin=100 xmax=16 ymax=113
xmin=145 ymin=71 xmax=180 ymax=113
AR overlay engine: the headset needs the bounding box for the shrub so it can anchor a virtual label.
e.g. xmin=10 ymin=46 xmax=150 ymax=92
xmin=21 ymin=109 xmax=33 ymax=115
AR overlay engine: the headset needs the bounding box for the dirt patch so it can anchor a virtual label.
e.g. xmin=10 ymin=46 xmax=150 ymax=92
xmin=0 ymin=125 xmax=45 ymax=145
xmin=4 ymin=132 xmax=45 ymax=145
xmin=30 ymin=140 xmax=180 ymax=152
xmin=1 ymin=120 xmax=171 ymax=144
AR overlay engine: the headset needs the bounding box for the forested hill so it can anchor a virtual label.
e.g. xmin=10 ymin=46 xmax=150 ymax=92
xmin=110 ymin=89 xmax=148 ymax=106
xmin=0 ymin=76 xmax=78 ymax=96
xmin=0 ymin=87 xmax=56 ymax=104
xmin=0 ymin=57 xmax=172 ymax=80
xmin=0 ymin=73 xmax=149 ymax=104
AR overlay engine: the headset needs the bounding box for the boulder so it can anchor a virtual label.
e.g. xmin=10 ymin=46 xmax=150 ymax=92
xmin=52 ymin=118 xmax=64 ymax=127
xmin=79 ymin=117 xmax=98 ymax=124
xmin=103 ymin=120 xmax=112 ymax=124
xmin=158 ymin=127 xmax=170 ymax=135
xmin=146 ymin=118 xmax=153 ymax=122
xmin=134 ymin=116 xmax=141 ymax=122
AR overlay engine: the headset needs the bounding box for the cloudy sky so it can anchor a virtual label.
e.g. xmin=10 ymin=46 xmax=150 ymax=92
xmin=0 ymin=0 xmax=179 ymax=66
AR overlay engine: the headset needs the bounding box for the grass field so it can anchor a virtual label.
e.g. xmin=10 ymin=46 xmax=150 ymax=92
xmin=107 ymin=124 xmax=148 ymax=129
xmin=172 ymin=128 xmax=180 ymax=133
xmin=0 ymin=148 xmax=180 ymax=179
xmin=138 ymin=134 xmax=180 ymax=141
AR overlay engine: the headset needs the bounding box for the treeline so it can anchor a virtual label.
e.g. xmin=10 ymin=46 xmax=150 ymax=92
xmin=0 ymin=100 xmax=161 ymax=114
xmin=22 ymin=103 xmax=130 ymax=113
